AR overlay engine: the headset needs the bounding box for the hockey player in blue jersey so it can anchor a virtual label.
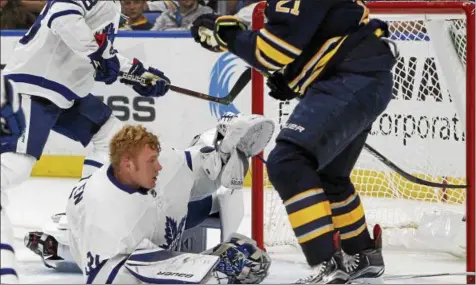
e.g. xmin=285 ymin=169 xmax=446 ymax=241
xmin=191 ymin=0 xmax=397 ymax=283
xmin=2 ymin=1 xmax=170 ymax=195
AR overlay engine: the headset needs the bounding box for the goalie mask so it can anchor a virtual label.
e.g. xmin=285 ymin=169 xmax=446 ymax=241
xmin=206 ymin=233 xmax=271 ymax=284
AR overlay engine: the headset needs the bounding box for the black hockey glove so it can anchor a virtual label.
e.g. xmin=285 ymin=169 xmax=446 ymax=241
xmin=266 ymin=72 xmax=299 ymax=101
xmin=191 ymin=14 xmax=246 ymax=53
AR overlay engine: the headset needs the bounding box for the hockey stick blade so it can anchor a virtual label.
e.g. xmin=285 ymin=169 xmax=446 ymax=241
xmin=364 ymin=143 xmax=467 ymax=189
xmin=383 ymin=271 xmax=475 ymax=281
xmin=118 ymin=68 xmax=251 ymax=105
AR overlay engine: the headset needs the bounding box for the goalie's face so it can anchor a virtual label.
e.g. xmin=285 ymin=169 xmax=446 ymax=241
xmin=130 ymin=144 xmax=162 ymax=189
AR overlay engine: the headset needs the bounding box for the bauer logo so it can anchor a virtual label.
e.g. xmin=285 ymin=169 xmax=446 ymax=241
xmin=208 ymin=53 xmax=241 ymax=119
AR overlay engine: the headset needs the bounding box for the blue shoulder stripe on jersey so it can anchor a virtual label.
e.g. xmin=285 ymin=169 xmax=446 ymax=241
xmin=0 ymin=268 xmax=18 ymax=277
xmin=105 ymin=258 xmax=127 ymax=284
xmin=47 ymin=10 xmax=83 ymax=29
xmin=84 ymin=159 xmax=103 ymax=169
xmin=185 ymin=196 xmax=213 ymax=230
xmin=4 ymin=74 xmax=80 ymax=101
xmin=0 ymin=243 xmax=15 ymax=253
xmin=184 ymin=151 xmax=192 ymax=171
xmin=128 ymin=249 xmax=185 ymax=263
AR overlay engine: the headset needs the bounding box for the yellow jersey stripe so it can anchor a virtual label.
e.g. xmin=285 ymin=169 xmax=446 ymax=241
xmin=260 ymin=29 xmax=302 ymax=56
xmin=255 ymin=49 xmax=282 ymax=70
xmin=289 ymin=36 xmax=342 ymax=88
xmin=257 ymin=36 xmax=295 ymax=66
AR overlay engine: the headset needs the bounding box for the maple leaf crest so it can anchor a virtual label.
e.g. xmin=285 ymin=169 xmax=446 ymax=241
xmin=160 ymin=216 xmax=187 ymax=250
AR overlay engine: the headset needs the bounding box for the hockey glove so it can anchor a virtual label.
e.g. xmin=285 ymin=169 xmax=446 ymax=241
xmin=120 ymin=59 xmax=170 ymax=97
xmin=266 ymin=72 xmax=299 ymax=101
xmin=191 ymin=14 xmax=246 ymax=53
xmin=89 ymin=33 xmax=120 ymax=85
xmin=1 ymin=78 xmax=25 ymax=154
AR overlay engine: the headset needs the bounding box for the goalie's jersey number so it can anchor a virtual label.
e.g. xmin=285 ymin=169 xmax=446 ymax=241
xmin=96 ymin=95 xmax=155 ymax=122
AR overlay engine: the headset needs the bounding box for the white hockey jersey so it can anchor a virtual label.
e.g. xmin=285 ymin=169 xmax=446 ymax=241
xmin=66 ymin=147 xmax=194 ymax=283
xmin=4 ymin=0 xmax=133 ymax=109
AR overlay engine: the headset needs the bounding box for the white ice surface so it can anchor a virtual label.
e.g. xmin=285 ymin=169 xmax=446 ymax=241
xmin=2 ymin=177 xmax=467 ymax=284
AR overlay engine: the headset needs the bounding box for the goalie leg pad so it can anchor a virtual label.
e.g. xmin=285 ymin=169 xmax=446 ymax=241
xmin=125 ymin=248 xmax=219 ymax=284
xmin=215 ymin=188 xmax=244 ymax=242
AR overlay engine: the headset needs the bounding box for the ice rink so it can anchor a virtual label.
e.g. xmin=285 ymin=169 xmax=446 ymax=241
xmin=2 ymin=177 xmax=468 ymax=284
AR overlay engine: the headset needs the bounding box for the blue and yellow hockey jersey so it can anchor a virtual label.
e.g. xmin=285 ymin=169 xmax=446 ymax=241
xmin=229 ymin=0 xmax=387 ymax=95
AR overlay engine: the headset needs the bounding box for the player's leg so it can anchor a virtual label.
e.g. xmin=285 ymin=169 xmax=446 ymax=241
xmin=266 ymin=65 xmax=393 ymax=283
xmin=318 ymin=128 xmax=384 ymax=281
xmin=1 ymin=95 xmax=61 ymax=190
xmin=52 ymin=94 xmax=122 ymax=178
xmin=1 ymin=206 xmax=18 ymax=283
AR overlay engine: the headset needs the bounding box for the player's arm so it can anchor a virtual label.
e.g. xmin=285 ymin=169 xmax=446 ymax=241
xmin=191 ymin=0 xmax=328 ymax=72
xmin=115 ymin=54 xmax=171 ymax=98
xmin=46 ymin=1 xmax=120 ymax=85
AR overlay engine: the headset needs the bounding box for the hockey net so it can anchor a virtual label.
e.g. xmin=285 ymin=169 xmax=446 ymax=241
xmin=249 ymin=1 xmax=475 ymax=280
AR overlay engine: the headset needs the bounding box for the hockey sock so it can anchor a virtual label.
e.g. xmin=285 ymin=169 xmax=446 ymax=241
xmin=284 ymin=188 xmax=337 ymax=266
xmin=328 ymin=189 xmax=372 ymax=254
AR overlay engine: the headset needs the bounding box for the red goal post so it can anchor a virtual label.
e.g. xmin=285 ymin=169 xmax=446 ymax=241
xmin=249 ymin=1 xmax=475 ymax=283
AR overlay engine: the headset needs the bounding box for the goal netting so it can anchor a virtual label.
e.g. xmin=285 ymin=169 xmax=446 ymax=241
xmin=249 ymin=0 xmax=475 ymax=269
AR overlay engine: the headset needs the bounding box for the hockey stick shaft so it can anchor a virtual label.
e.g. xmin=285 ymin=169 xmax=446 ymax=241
xmin=118 ymin=68 xmax=251 ymax=105
xmin=257 ymin=70 xmax=466 ymax=189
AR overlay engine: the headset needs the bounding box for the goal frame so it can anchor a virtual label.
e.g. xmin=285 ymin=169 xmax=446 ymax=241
xmin=249 ymin=1 xmax=475 ymax=283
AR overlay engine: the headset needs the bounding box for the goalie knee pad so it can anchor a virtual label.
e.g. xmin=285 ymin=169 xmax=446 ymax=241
xmin=205 ymin=233 xmax=271 ymax=284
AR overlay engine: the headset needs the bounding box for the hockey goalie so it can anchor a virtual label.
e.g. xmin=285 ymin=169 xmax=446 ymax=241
xmin=24 ymin=113 xmax=274 ymax=284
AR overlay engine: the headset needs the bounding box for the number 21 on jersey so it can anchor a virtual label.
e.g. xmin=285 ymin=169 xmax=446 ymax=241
xmin=276 ymin=0 xmax=301 ymax=16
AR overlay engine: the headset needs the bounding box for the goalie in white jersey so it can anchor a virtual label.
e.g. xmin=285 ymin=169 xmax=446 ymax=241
xmin=24 ymin=113 xmax=275 ymax=284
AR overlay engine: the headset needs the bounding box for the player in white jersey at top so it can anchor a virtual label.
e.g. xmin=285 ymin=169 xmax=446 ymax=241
xmin=1 ymin=0 xmax=171 ymax=193
xmin=1 ymin=72 xmax=25 ymax=284
xmin=24 ymin=113 xmax=275 ymax=284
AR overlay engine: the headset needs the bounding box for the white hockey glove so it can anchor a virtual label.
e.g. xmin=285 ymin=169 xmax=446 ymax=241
xmin=204 ymin=233 xmax=271 ymax=284
xmin=214 ymin=112 xmax=275 ymax=159
xmin=219 ymin=148 xmax=249 ymax=189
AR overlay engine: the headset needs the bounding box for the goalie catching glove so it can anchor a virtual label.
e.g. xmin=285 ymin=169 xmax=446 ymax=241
xmin=119 ymin=59 xmax=171 ymax=97
xmin=191 ymin=14 xmax=247 ymax=53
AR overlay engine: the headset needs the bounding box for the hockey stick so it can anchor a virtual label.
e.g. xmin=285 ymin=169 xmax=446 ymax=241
xmin=383 ymin=271 xmax=475 ymax=281
xmin=257 ymin=70 xmax=467 ymax=189
xmin=118 ymin=68 xmax=251 ymax=105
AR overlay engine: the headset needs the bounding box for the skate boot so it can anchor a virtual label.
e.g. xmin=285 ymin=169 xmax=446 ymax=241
xmin=296 ymin=250 xmax=350 ymax=284
xmin=24 ymin=231 xmax=60 ymax=259
xmin=345 ymin=224 xmax=385 ymax=283
xmin=215 ymin=112 xmax=275 ymax=158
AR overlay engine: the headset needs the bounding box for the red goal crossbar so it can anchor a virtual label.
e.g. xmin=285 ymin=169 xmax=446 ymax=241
xmin=250 ymin=1 xmax=475 ymax=283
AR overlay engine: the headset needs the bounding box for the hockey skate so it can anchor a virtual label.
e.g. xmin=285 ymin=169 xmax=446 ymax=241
xmin=24 ymin=231 xmax=62 ymax=261
xmin=215 ymin=112 xmax=275 ymax=158
xmin=344 ymin=224 xmax=385 ymax=284
xmin=295 ymin=250 xmax=350 ymax=284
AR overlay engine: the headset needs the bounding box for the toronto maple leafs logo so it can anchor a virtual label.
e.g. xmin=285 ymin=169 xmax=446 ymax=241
xmin=160 ymin=216 xmax=187 ymax=250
